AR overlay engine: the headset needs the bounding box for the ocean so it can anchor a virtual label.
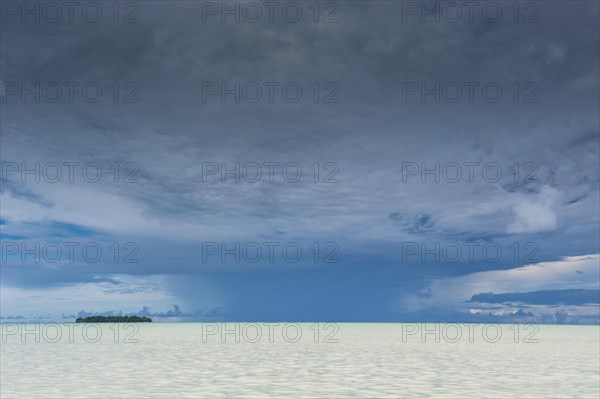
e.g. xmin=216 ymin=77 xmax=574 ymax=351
xmin=1 ymin=323 xmax=599 ymax=398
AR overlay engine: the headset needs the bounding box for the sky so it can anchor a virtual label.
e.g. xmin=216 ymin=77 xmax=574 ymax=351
xmin=0 ymin=0 xmax=599 ymax=324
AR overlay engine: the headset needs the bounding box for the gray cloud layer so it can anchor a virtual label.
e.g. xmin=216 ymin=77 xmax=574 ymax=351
xmin=1 ymin=1 xmax=599 ymax=321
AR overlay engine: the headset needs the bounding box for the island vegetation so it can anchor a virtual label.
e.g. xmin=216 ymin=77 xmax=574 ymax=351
xmin=75 ymin=316 xmax=152 ymax=323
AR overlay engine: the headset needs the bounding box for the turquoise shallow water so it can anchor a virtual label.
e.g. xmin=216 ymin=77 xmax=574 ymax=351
xmin=1 ymin=323 xmax=599 ymax=398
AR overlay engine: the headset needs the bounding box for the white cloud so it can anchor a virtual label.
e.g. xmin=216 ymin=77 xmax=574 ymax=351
xmin=399 ymin=254 xmax=600 ymax=315
xmin=507 ymin=185 xmax=561 ymax=233
xmin=0 ymin=275 xmax=177 ymax=318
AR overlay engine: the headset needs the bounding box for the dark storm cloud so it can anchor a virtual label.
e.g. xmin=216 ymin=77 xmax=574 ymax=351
xmin=1 ymin=1 xmax=598 ymax=321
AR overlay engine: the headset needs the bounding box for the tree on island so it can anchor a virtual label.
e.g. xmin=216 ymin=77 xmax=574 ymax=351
xmin=75 ymin=315 xmax=152 ymax=323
